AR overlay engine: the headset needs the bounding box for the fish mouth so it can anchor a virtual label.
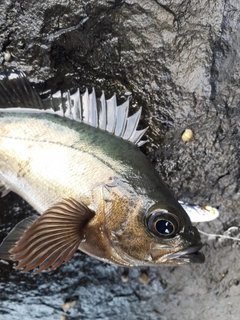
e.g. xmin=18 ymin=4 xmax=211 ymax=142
xmin=168 ymin=243 xmax=205 ymax=264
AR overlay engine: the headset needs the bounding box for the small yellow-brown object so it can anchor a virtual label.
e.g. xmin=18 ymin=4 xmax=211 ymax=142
xmin=139 ymin=271 xmax=148 ymax=284
xmin=60 ymin=316 xmax=67 ymax=320
xmin=182 ymin=129 xmax=193 ymax=142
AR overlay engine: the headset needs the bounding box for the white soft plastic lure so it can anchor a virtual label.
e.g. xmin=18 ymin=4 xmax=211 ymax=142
xmin=179 ymin=201 xmax=219 ymax=223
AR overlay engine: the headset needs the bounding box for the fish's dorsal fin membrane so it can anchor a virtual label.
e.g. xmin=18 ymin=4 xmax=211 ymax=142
xmin=98 ymin=92 xmax=107 ymax=130
xmin=0 ymin=70 xmax=147 ymax=146
xmin=47 ymin=88 xmax=148 ymax=146
xmin=106 ymin=93 xmax=117 ymax=134
xmin=0 ymin=70 xmax=44 ymax=109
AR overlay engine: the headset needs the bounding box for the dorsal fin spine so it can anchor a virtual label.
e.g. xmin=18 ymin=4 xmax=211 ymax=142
xmin=81 ymin=88 xmax=89 ymax=124
xmin=98 ymin=92 xmax=107 ymax=130
xmin=71 ymin=88 xmax=81 ymax=121
xmin=106 ymin=94 xmax=117 ymax=134
xmin=90 ymin=88 xmax=97 ymax=128
xmin=115 ymin=100 xmax=129 ymax=137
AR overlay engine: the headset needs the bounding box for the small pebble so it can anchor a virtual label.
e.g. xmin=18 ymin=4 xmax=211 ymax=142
xmin=4 ymin=51 xmax=11 ymax=62
xmin=182 ymin=128 xmax=193 ymax=142
xmin=18 ymin=40 xmax=25 ymax=48
xmin=139 ymin=271 xmax=148 ymax=284
xmin=121 ymin=272 xmax=129 ymax=282
xmin=60 ymin=316 xmax=67 ymax=320
xmin=233 ymin=279 xmax=239 ymax=286
xmin=62 ymin=300 xmax=77 ymax=312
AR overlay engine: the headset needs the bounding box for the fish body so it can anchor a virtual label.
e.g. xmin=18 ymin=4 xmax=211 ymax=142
xmin=0 ymin=71 xmax=204 ymax=272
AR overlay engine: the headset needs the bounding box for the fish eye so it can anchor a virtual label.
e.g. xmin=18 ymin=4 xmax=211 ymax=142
xmin=146 ymin=210 xmax=180 ymax=238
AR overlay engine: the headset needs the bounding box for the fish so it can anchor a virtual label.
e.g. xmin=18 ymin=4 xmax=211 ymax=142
xmin=0 ymin=70 xmax=204 ymax=273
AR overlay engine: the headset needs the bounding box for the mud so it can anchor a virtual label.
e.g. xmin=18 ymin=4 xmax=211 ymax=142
xmin=0 ymin=0 xmax=240 ymax=319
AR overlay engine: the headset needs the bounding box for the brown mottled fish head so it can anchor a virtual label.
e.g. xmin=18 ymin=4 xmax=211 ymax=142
xmin=143 ymin=202 xmax=204 ymax=265
xmin=94 ymin=192 xmax=205 ymax=267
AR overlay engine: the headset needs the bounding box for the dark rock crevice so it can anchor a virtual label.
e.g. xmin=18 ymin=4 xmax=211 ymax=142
xmin=209 ymin=0 xmax=228 ymax=101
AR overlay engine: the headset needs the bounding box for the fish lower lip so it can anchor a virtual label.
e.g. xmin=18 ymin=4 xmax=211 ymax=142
xmin=180 ymin=250 xmax=205 ymax=263
xmin=170 ymin=243 xmax=205 ymax=264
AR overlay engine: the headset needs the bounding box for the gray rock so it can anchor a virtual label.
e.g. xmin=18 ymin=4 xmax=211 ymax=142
xmin=0 ymin=0 xmax=240 ymax=319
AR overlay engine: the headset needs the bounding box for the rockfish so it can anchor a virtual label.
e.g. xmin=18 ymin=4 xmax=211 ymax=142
xmin=0 ymin=70 xmax=204 ymax=273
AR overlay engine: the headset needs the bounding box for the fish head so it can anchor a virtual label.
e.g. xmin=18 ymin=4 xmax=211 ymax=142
xmin=143 ymin=202 xmax=205 ymax=265
xmin=103 ymin=195 xmax=205 ymax=267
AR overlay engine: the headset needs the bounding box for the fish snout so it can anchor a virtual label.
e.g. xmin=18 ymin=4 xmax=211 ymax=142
xmin=172 ymin=225 xmax=205 ymax=264
xmin=167 ymin=242 xmax=205 ymax=264
xmin=181 ymin=225 xmax=202 ymax=245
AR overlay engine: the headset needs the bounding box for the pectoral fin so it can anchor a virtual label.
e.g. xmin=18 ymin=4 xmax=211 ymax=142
xmin=0 ymin=215 xmax=38 ymax=260
xmin=6 ymin=198 xmax=95 ymax=273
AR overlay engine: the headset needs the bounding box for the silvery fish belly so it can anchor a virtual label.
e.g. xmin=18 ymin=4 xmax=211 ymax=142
xmin=0 ymin=70 xmax=204 ymax=273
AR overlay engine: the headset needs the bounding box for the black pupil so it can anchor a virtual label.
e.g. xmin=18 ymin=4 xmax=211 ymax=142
xmin=155 ymin=219 xmax=174 ymax=235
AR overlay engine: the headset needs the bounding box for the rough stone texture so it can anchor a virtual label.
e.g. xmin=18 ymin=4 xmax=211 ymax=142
xmin=0 ymin=0 xmax=240 ymax=319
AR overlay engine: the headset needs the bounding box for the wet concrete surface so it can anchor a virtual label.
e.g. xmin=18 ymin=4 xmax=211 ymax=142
xmin=0 ymin=0 xmax=240 ymax=319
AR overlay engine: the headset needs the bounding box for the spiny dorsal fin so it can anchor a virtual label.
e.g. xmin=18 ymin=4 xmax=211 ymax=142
xmin=9 ymin=198 xmax=95 ymax=273
xmin=0 ymin=70 xmax=147 ymax=146
xmin=0 ymin=70 xmax=44 ymax=109
xmin=43 ymin=87 xmax=148 ymax=146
